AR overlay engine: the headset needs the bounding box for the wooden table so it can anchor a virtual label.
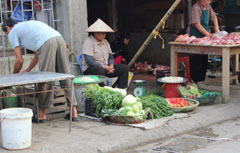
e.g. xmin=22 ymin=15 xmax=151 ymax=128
xmin=0 ymin=71 xmax=75 ymax=132
xmin=169 ymin=42 xmax=240 ymax=103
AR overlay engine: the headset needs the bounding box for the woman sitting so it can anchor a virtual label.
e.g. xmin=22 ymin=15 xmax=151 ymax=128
xmin=81 ymin=19 xmax=129 ymax=89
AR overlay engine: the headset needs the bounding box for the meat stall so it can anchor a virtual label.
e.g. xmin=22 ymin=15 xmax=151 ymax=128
xmin=169 ymin=42 xmax=240 ymax=103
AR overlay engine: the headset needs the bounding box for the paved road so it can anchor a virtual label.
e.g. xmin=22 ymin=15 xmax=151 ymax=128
xmin=121 ymin=118 xmax=240 ymax=153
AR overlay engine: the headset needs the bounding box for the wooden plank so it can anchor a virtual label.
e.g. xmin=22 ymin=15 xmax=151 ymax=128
xmin=46 ymin=111 xmax=68 ymax=121
xmin=54 ymin=90 xmax=65 ymax=98
xmin=175 ymin=45 xmax=222 ymax=55
xmin=54 ymin=96 xmax=66 ymax=104
xmin=199 ymin=76 xmax=238 ymax=85
xmin=170 ymin=45 xmax=178 ymax=76
xmin=222 ymin=48 xmax=230 ymax=103
xmin=230 ymin=48 xmax=240 ymax=55
xmin=23 ymin=95 xmax=66 ymax=105
xmin=46 ymin=103 xmax=68 ymax=114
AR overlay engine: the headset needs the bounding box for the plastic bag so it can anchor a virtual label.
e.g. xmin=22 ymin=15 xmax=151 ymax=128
xmin=213 ymin=31 xmax=228 ymax=39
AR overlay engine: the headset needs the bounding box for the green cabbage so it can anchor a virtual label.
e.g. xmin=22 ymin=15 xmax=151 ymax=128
xmin=132 ymin=104 xmax=140 ymax=113
xmin=124 ymin=106 xmax=133 ymax=112
xmin=140 ymin=110 xmax=145 ymax=115
xmin=119 ymin=106 xmax=133 ymax=115
xmin=122 ymin=95 xmax=137 ymax=107
xmin=136 ymin=102 xmax=143 ymax=110
xmin=126 ymin=111 xmax=135 ymax=116
xmin=114 ymin=88 xmax=127 ymax=96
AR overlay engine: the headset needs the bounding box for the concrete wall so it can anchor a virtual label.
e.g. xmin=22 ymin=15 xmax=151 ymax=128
xmin=0 ymin=55 xmax=38 ymax=75
xmin=62 ymin=0 xmax=88 ymax=54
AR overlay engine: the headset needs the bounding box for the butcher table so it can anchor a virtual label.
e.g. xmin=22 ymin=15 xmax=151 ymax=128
xmin=169 ymin=42 xmax=240 ymax=103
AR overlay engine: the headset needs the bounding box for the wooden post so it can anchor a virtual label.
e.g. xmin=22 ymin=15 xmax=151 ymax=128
xmin=69 ymin=79 xmax=74 ymax=132
xmin=128 ymin=0 xmax=182 ymax=68
xmin=170 ymin=45 xmax=178 ymax=76
xmin=222 ymin=48 xmax=230 ymax=104
xmin=232 ymin=54 xmax=239 ymax=84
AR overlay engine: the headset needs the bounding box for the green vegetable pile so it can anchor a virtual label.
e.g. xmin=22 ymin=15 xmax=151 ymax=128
xmin=84 ymin=84 xmax=124 ymax=117
xmin=118 ymin=95 xmax=145 ymax=116
xmin=178 ymin=83 xmax=222 ymax=99
xmin=139 ymin=95 xmax=173 ymax=119
xmin=178 ymin=83 xmax=201 ymax=98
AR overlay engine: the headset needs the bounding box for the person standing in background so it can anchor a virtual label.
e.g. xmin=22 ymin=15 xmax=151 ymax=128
xmin=189 ymin=0 xmax=219 ymax=83
xmin=111 ymin=33 xmax=130 ymax=64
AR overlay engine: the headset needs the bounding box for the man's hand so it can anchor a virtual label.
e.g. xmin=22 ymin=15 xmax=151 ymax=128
xmin=13 ymin=47 xmax=24 ymax=74
xmin=23 ymin=52 xmax=38 ymax=73
xmin=21 ymin=69 xmax=30 ymax=73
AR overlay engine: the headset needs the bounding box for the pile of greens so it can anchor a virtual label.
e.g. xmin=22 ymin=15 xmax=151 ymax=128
xmin=84 ymin=84 xmax=124 ymax=117
xmin=178 ymin=83 xmax=222 ymax=99
xmin=139 ymin=95 xmax=173 ymax=119
xmin=119 ymin=95 xmax=145 ymax=116
xmin=102 ymin=95 xmax=145 ymax=116
xmin=178 ymin=83 xmax=201 ymax=98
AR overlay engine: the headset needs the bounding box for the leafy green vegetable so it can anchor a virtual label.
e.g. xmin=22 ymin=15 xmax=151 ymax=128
xmin=132 ymin=104 xmax=140 ymax=113
xmin=122 ymin=95 xmax=137 ymax=107
xmin=136 ymin=102 xmax=143 ymax=110
xmin=84 ymin=84 xmax=124 ymax=117
xmin=178 ymin=83 xmax=202 ymax=98
xmin=178 ymin=84 xmax=222 ymax=101
xmin=101 ymin=109 xmax=124 ymax=116
xmin=139 ymin=95 xmax=173 ymax=119
xmin=104 ymin=86 xmax=127 ymax=96
xmin=126 ymin=111 xmax=135 ymax=116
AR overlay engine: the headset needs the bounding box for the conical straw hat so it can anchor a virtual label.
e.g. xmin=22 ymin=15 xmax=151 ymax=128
xmin=86 ymin=18 xmax=114 ymax=32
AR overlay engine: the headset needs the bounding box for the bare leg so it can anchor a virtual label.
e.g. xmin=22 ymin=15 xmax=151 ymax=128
xmin=72 ymin=106 xmax=78 ymax=118
xmin=39 ymin=108 xmax=46 ymax=120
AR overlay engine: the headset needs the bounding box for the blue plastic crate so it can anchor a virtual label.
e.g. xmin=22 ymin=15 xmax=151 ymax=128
xmin=11 ymin=1 xmax=32 ymax=22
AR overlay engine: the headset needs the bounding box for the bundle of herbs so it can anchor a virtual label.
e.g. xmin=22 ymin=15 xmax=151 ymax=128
xmin=139 ymin=95 xmax=173 ymax=119
xmin=84 ymin=84 xmax=124 ymax=117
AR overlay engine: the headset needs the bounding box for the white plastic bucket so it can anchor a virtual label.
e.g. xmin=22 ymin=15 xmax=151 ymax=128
xmin=0 ymin=108 xmax=33 ymax=150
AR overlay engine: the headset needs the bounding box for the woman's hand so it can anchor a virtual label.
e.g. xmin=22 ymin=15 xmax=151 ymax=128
xmin=102 ymin=65 xmax=115 ymax=74
xmin=108 ymin=64 xmax=115 ymax=74
xmin=194 ymin=23 xmax=212 ymax=37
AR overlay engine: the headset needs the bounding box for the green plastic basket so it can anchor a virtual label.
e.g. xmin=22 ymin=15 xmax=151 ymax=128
xmin=196 ymin=89 xmax=221 ymax=105
xmin=73 ymin=75 xmax=107 ymax=85
xmin=3 ymin=96 xmax=18 ymax=108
